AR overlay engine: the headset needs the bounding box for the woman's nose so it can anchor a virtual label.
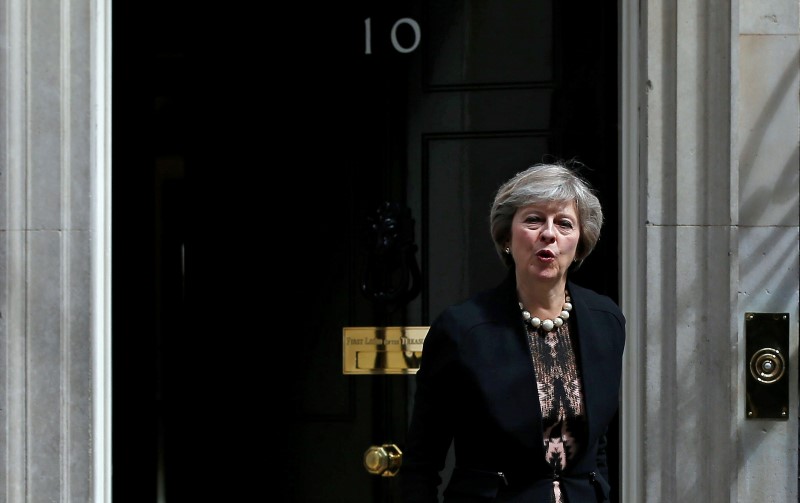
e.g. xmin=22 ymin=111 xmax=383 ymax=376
xmin=539 ymin=221 xmax=556 ymax=241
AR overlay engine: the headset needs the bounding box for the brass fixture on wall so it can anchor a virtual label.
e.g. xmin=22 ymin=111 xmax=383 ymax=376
xmin=744 ymin=312 xmax=789 ymax=420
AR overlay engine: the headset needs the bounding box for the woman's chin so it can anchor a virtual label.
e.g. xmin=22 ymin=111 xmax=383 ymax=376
xmin=525 ymin=267 xmax=564 ymax=282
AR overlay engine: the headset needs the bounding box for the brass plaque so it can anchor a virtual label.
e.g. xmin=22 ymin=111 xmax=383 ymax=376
xmin=343 ymin=326 xmax=428 ymax=375
xmin=745 ymin=312 xmax=789 ymax=420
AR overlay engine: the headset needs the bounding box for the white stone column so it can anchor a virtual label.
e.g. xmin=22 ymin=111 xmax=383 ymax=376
xmin=735 ymin=0 xmax=800 ymax=500
xmin=631 ymin=0 xmax=800 ymax=501
xmin=642 ymin=2 xmax=739 ymax=501
xmin=0 ymin=0 xmax=111 ymax=501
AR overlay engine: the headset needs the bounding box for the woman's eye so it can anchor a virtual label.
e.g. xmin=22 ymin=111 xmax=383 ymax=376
xmin=559 ymin=220 xmax=574 ymax=229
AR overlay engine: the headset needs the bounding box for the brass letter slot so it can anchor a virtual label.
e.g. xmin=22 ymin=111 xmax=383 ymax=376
xmin=745 ymin=312 xmax=789 ymax=420
xmin=342 ymin=326 xmax=428 ymax=375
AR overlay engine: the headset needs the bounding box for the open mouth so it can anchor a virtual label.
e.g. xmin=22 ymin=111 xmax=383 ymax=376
xmin=536 ymin=249 xmax=556 ymax=259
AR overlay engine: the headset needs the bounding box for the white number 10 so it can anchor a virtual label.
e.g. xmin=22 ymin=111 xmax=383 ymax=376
xmin=364 ymin=17 xmax=421 ymax=55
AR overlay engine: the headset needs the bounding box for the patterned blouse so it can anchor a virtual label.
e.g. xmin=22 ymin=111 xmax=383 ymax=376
xmin=526 ymin=319 xmax=587 ymax=503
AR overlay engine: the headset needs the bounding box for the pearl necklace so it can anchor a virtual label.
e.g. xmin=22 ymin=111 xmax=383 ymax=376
xmin=519 ymin=294 xmax=572 ymax=332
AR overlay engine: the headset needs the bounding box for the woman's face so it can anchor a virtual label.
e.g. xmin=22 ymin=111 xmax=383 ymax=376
xmin=508 ymin=200 xmax=580 ymax=284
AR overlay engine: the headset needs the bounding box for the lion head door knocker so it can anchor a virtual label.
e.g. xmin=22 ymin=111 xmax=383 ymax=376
xmin=361 ymin=202 xmax=422 ymax=318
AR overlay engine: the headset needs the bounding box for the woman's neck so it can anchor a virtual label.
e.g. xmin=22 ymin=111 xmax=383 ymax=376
xmin=516 ymin=275 xmax=568 ymax=316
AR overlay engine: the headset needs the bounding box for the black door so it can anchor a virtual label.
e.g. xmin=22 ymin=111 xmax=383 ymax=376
xmin=112 ymin=1 xmax=618 ymax=501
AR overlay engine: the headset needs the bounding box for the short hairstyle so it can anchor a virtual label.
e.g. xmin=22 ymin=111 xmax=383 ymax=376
xmin=489 ymin=160 xmax=604 ymax=269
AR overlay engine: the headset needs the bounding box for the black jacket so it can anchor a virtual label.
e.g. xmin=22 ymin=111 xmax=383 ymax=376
xmin=401 ymin=272 xmax=626 ymax=502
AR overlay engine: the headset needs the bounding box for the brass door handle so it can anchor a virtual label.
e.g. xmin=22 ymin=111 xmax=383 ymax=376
xmin=363 ymin=443 xmax=402 ymax=477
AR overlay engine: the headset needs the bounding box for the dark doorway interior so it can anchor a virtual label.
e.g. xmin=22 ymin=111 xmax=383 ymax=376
xmin=112 ymin=3 xmax=260 ymax=500
xmin=112 ymin=2 xmax=618 ymax=502
xmin=113 ymin=0 xmax=307 ymax=497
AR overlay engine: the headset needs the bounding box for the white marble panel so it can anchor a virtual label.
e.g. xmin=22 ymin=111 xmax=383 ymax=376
xmin=68 ymin=230 xmax=92 ymax=501
xmin=0 ymin=2 xmax=26 ymax=234
xmin=644 ymin=224 xmax=737 ymax=501
xmin=736 ymin=225 xmax=799 ymax=501
xmin=68 ymin=1 xmax=93 ymax=232
xmin=645 ymin=0 xmax=671 ymax=227
xmin=0 ymin=0 xmax=106 ymax=500
xmin=647 ymin=0 xmax=734 ymax=227
xmin=738 ymin=226 xmax=799 ymax=305
xmin=675 ymin=0 xmax=703 ymax=224
xmin=738 ymin=35 xmax=800 ymax=227
xmin=28 ymin=3 xmax=63 ymax=231
xmin=22 ymin=230 xmax=93 ymax=502
xmin=0 ymin=226 xmax=28 ymax=501
xmin=27 ymin=230 xmax=64 ymax=499
xmin=643 ymin=223 xmax=670 ymax=499
xmin=0 ymin=229 xmax=8 ymax=488
xmin=740 ymin=0 xmax=800 ymax=35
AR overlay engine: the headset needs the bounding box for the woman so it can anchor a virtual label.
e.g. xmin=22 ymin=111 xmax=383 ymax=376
xmin=401 ymin=162 xmax=626 ymax=503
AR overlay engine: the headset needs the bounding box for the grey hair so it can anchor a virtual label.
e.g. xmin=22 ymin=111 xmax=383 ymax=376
xmin=489 ymin=161 xmax=604 ymax=269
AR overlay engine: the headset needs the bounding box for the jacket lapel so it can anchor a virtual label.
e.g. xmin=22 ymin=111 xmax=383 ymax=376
xmin=568 ymin=282 xmax=611 ymax=449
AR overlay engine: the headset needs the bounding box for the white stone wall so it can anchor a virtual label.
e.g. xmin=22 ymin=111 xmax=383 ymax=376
xmin=630 ymin=0 xmax=799 ymax=501
xmin=0 ymin=0 xmax=111 ymax=501
xmin=736 ymin=0 xmax=800 ymax=500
